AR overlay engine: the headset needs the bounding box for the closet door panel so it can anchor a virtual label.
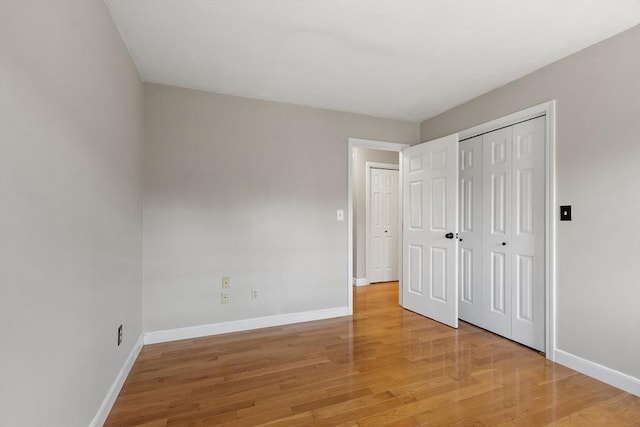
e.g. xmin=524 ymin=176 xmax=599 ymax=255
xmin=511 ymin=116 xmax=545 ymax=351
xmin=482 ymin=127 xmax=512 ymax=338
xmin=458 ymin=136 xmax=483 ymax=325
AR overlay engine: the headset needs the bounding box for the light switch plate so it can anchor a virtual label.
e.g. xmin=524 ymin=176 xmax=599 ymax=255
xmin=337 ymin=210 xmax=344 ymax=221
xmin=560 ymin=205 xmax=572 ymax=221
xmin=222 ymin=277 xmax=230 ymax=288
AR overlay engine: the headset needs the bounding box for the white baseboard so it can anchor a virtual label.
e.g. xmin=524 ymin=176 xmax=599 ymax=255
xmin=554 ymin=348 xmax=640 ymax=397
xmin=144 ymin=306 xmax=351 ymax=345
xmin=90 ymin=334 xmax=144 ymax=427
xmin=353 ymin=277 xmax=369 ymax=286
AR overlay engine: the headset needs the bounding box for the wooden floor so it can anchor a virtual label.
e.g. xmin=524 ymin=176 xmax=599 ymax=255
xmin=106 ymin=282 xmax=640 ymax=426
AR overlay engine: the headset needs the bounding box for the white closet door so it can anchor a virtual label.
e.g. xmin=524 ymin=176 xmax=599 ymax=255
xmin=402 ymin=134 xmax=459 ymax=328
xmin=482 ymin=127 xmax=513 ymax=338
xmin=458 ymin=136 xmax=483 ymax=325
xmin=510 ymin=117 xmax=545 ymax=351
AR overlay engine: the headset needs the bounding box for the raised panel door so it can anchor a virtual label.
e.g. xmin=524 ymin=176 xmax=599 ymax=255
xmin=369 ymin=168 xmax=399 ymax=283
xmin=510 ymin=116 xmax=545 ymax=351
xmin=402 ymin=134 xmax=459 ymax=328
xmin=458 ymin=136 xmax=483 ymax=325
xmin=482 ymin=127 xmax=512 ymax=338
xmin=381 ymin=169 xmax=398 ymax=282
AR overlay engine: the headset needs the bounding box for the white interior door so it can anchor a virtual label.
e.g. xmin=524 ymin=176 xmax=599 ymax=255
xmin=510 ymin=116 xmax=545 ymax=351
xmin=482 ymin=126 xmax=513 ymax=338
xmin=458 ymin=136 xmax=483 ymax=325
xmin=402 ymin=134 xmax=459 ymax=328
xmin=369 ymin=168 xmax=399 ymax=283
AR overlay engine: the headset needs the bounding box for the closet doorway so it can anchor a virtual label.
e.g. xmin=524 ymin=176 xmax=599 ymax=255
xmin=459 ymin=116 xmax=546 ymax=351
xmin=399 ymin=101 xmax=556 ymax=358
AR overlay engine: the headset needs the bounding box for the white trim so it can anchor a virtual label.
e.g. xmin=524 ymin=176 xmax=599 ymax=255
xmin=348 ymin=138 xmax=409 ymax=151
xmin=458 ymin=101 xmax=552 ymax=140
xmin=456 ymin=100 xmax=557 ymax=360
xmin=554 ymin=349 xmax=640 ymax=397
xmin=353 ymin=277 xmax=369 ymax=286
xmin=365 ymin=162 xmax=399 ymax=284
xmin=544 ymin=101 xmax=557 ymax=360
xmin=144 ymin=307 xmax=350 ymax=345
xmin=347 ymin=139 xmax=409 ymax=312
xmin=89 ymin=334 xmax=144 ymax=427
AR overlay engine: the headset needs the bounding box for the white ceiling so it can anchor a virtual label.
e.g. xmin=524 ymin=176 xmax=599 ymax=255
xmin=105 ymin=0 xmax=640 ymax=122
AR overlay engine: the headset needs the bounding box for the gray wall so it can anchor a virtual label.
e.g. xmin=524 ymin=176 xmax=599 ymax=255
xmin=143 ymin=83 xmax=418 ymax=332
xmin=0 ymin=2 xmax=143 ymax=426
xmin=352 ymin=148 xmax=399 ymax=280
xmin=420 ymin=25 xmax=640 ymax=379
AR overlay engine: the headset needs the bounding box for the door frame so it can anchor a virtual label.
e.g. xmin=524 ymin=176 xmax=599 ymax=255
xmin=347 ymin=138 xmax=410 ymax=314
xmin=457 ymin=100 xmax=557 ymax=360
xmin=365 ymin=162 xmax=400 ymax=285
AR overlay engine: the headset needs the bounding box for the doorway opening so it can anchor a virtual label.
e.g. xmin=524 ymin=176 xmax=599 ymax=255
xmin=457 ymin=101 xmax=556 ymax=357
xmin=347 ymin=139 xmax=409 ymax=312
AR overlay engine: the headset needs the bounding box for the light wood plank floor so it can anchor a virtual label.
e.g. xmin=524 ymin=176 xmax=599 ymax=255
xmin=106 ymin=282 xmax=640 ymax=426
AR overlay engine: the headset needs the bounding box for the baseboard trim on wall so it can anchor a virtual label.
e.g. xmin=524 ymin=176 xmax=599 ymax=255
xmin=554 ymin=348 xmax=640 ymax=397
xmin=353 ymin=278 xmax=369 ymax=286
xmin=144 ymin=306 xmax=352 ymax=345
xmin=90 ymin=334 xmax=144 ymax=427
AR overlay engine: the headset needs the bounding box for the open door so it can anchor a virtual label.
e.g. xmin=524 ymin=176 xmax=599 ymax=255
xmin=402 ymin=134 xmax=459 ymax=328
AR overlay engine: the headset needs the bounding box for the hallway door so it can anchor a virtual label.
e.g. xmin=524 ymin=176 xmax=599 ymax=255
xmin=369 ymin=168 xmax=399 ymax=283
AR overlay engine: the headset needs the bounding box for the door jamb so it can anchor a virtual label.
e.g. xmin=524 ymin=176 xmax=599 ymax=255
xmin=347 ymin=139 xmax=410 ymax=314
xmin=365 ymin=162 xmax=400 ymax=285
xmin=456 ymin=100 xmax=557 ymax=361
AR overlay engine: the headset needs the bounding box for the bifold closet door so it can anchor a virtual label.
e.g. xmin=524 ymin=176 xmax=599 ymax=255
xmin=475 ymin=116 xmax=545 ymax=352
xmin=481 ymin=127 xmax=513 ymax=339
xmin=458 ymin=136 xmax=483 ymax=326
xmin=510 ymin=117 xmax=545 ymax=351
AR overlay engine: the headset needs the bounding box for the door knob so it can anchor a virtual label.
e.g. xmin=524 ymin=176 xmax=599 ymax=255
xmin=384 ymin=230 xmax=388 ymax=233
xmin=445 ymin=232 xmax=454 ymax=239
xmin=502 ymin=242 xmax=507 ymax=246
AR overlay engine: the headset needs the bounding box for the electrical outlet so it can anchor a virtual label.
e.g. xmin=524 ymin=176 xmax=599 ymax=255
xmin=221 ymin=292 xmax=230 ymax=304
xmin=222 ymin=277 xmax=230 ymax=288
xmin=251 ymin=289 xmax=258 ymax=300
xmin=117 ymin=324 xmax=123 ymax=346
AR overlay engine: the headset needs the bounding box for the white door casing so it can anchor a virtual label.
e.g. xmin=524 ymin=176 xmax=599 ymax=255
xmin=402 ymin=134 xmax=459 ymax=328
xmin=368 ymin=167 xmax=399 ymax=283
xmin=348 ymin=138 xmax=410 ymax=313
xmin=458 ymin=135 xmax=483 ymax=325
